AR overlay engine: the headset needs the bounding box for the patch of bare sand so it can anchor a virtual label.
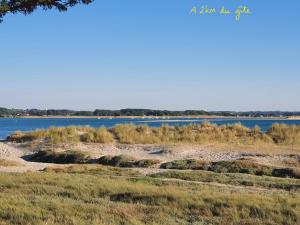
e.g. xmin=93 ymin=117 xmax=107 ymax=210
xmin=1 ymin=142 xmax=299 ymax=173
xmin=0 ymin=142 xmax=53 ymax=172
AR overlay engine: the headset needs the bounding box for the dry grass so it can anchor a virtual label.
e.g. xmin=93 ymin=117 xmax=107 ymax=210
xmin=112 ymin=124 xmax=160 ymax=144
xmin=80 ymin=127 xmax=114 ymax=143
xmin=150 ymin=170 xmax=300 ymax=191
xmin=0 ymin=168 xmax=299 ymax=225
xmin=6 ymin=123 xmax=300 ymax=150
xmin=267 ymin=123 xmax=300 ymax=145
xmin=7 ymin=126 xmax=114 ymax=145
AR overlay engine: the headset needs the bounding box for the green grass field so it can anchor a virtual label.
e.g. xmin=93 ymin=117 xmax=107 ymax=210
xmin=0 ymin=165 xmax=299 ymax=225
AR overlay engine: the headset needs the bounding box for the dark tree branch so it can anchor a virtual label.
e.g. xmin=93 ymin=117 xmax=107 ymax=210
xmin=0 ymin=0 xmax=93 ymax=22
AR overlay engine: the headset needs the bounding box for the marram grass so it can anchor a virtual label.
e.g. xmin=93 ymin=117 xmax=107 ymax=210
xmin=7 ymin=123 xmax=300 ymax=147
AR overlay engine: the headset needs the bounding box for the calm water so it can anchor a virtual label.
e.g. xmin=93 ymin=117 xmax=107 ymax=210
xmin=0 ymin=118 xmax=300 ymax=140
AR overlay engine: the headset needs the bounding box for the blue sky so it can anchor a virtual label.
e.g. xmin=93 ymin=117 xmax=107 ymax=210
xmin=0 ymin=0 xmax=299 ymax=111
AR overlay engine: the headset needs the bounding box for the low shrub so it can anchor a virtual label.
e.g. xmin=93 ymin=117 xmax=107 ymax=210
xmin=208 ymin=160 xmax=274 ymax=176
xmin=272 ymin=168 xmax=300 ymax=179
xmin=28 ymin=150 xmax=88 ymax=164
xmin=160 ymin=159 xmax=209 ymax=170
xmin=136 ymin=159 xmax=160 ymax=168
xmin=98 ymin=155 xmax=136 ymax=167
xmin=98 ymin=155 xmax=160 ymax=168
xmin=44 ymin=164 xmax=141 ymax=176
xmin=160 ymin=159 xmax=300 ymax=179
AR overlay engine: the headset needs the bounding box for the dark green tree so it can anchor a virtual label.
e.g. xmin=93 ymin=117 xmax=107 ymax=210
xmin=0 ymin=0 xmax=93 ymax=22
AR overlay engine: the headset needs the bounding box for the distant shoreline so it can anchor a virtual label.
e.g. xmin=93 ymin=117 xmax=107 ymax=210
xmin=1 ymin=115 xmax=300 ymax=120
xmin=1 ymin=107 xmax=299 ymax=119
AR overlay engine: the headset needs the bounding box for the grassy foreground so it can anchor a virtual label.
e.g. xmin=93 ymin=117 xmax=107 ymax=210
xmin=0 ymin=165 xmax=300 ymax=225
xmin=2 ymin=123 xmax=300 ymax=224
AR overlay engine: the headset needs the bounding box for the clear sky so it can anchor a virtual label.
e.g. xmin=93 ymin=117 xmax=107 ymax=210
xmin=0 ymin=0 xmax=299 ymax=111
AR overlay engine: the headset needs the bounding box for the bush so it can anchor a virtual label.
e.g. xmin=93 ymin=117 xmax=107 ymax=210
xmin=43 ymin=164 xmax=141 ymax=177
xmin=98 ymin=155 xmax=160 ymax=168
xmin=98 ymin=155 xmax=136 ymax=167
xmin=97 ymin=155 xmax=114 ymax=165
xmin=208 ymin=160 xmax=273 ymax=176
xmin=160 ymin=159 xmax=209 ymax=170
xmin=136 ymin=159 xmax=160 ymax=168
xmin=272 ymin=168 xmax=300 ymax=179
xmin=28 ymin=150 xmax=88 ymax=164
xmin=160 ymin=159 xmax=300 ymax=179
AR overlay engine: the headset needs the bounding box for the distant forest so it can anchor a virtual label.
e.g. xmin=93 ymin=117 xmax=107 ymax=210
xmin=0 ymin=107 xmax=299 ymax=118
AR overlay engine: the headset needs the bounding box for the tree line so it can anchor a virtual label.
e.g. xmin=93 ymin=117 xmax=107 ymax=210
xmin=0 ymin=107 xmax=299 ymax=117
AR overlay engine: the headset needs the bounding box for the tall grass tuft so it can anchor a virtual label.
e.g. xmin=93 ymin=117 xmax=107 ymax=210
xmin=80 ymin=127 xmax=114 ymax=143
xmin=112 ymin=124 xmax=160 ymax=144
xmin=267 ymin=123 xmax=300 ymax=145
xmin=7 ymin=126 xmax=114 ymax=145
